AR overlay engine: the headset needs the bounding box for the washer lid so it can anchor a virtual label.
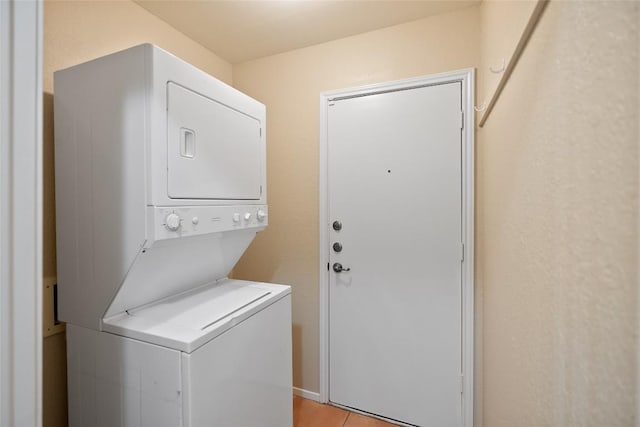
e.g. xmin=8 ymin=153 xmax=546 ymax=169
xmin=102 ymin=279 xmax=290 ymax=353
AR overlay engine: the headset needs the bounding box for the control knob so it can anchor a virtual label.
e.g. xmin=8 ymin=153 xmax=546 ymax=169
xmin=257 ymin=209 xmax=266 ymax=222
xmin=165 ymin=213 xmax=181 ymax=231
xmin=244 ymin=212 xmax=252 ymax=221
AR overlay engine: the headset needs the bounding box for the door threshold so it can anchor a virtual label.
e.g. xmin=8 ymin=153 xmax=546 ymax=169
xmin=329 ymin=401 xmax=418 ymax=427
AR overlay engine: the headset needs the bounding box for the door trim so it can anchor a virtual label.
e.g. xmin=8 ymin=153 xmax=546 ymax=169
xmin=0 ymin=1 xmax=43 ymax=425
xmin=318 ymin=69 xmax=475 ymax=427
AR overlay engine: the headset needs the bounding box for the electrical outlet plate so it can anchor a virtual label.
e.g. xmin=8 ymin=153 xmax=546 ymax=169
xmin=43 ymin=276 xmax=65 ymax=337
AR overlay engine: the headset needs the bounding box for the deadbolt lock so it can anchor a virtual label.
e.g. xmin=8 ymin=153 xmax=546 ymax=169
xmin=333 ymin=220 xmax=342 ymax=231
xmin=333 ymin=242 xmax=343 ymax=252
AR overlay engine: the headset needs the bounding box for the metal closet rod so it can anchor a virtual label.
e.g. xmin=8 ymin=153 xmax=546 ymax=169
xmin=478 ymin=0 xmax=549 ymax=128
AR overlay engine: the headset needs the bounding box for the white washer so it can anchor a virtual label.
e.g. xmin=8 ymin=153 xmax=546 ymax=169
xmin=68 ymin=280 xmax=291 ymax=427
xmin=54 ymin=45 xmax=292 ymax=426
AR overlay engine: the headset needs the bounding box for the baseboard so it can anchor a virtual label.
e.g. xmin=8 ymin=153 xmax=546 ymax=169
xmin=293 ymin=387 xmax=320 ymax=402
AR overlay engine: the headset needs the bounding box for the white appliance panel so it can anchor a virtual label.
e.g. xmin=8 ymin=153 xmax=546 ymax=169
xmin=147 ymin=45 xmax=266 ymax=207
xmin=127 ymin=283 xmax=271 ymax=330
xmin=67 ymin=324 xmax=183 ymax=427
xmin=167 ymin=82 xmax=262 ymax=200
xmin=54 ymin=46 xmax=147 ymax=330
xmin=104 ymin=279 xmax=291 ymax=353
xmin=148 ymin=205 xmax=268 ymax=243
xmin=182 ymin=295 xmax=292 ymax=427
xmin=68 ymin=294 xmax=292 ymax=427
xmin=104 ymin=230 xmax=258 ymax=320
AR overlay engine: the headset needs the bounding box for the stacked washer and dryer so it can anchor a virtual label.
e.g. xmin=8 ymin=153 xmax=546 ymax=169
xmin=55 ymin=44 xmax=292 ymax=427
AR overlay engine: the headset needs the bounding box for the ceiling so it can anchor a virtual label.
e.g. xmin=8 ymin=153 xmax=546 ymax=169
xmin=134 ymin=0 xmax=479 ymax=64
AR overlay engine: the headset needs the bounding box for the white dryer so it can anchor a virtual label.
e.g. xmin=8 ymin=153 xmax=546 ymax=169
xmin=54 ymin=44 xmax=292 ymax=427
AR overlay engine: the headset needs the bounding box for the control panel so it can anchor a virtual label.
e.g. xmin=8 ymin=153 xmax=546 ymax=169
xmin=148 ymin=205 xmax=268 ymax=244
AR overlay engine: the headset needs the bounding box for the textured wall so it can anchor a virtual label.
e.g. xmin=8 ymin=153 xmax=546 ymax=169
xmin=43 ymin=2 xmax=232 ymax=426
xmin=232 ymin=5 xmax=480 ymax=394
xmin=477 ymin=1 xmax=638 ymax=425
xmin=478 ymin=0 xmax=537 ymax=109
xmin=475 ymin=4 xmax=540 ymax=423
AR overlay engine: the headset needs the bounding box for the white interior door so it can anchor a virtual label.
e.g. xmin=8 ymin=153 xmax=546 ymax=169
xmin=328 ymin=82 xmax=463 ymax=427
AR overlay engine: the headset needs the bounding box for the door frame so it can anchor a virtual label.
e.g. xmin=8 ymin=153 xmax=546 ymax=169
xmin=0 ymin=1 xmax=44 ymax=426
xmin=318 ymin=69 xmax=475 ymax=427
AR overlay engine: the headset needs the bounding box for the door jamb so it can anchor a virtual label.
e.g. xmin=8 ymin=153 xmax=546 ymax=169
xmin=318 ymin=69 xmax=475 ymax=427
xmin=0 ymin=1 xmax=44 ymax=426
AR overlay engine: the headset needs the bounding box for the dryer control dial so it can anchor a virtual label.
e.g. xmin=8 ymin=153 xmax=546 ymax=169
xmin=244 ymin=212 xmax=252 ymax=221
xmin=257 ymin=210 xmax=266 ymax=222
xmin=165 ymin=213 xmax=181 ymax=231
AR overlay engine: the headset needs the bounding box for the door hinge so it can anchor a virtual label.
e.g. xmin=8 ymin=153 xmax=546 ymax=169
xmin=460 ymin=374 xmax=464 ymax=394
xmin=461 ymin=243 xmax=465 ymax=262
xmin=460 ymin=111 xmax=464 ymax=129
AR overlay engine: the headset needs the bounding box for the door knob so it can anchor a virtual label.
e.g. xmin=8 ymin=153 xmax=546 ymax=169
xmin=332 ymin=220 xmax=342 ymax=231
xmin=333 ymin=263 xmax=351 ymax=273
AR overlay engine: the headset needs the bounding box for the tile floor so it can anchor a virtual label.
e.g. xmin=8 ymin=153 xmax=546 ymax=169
xmin=293 ymin=396 xmax=398 ymax=427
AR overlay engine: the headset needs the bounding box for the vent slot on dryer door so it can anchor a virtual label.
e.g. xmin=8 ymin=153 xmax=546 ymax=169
xmin=167 ymin=82 xmax=262 ymax=200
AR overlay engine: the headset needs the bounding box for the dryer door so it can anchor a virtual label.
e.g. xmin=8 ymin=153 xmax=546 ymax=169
xmin=167 ymin=82 xmax=262 ymax=200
